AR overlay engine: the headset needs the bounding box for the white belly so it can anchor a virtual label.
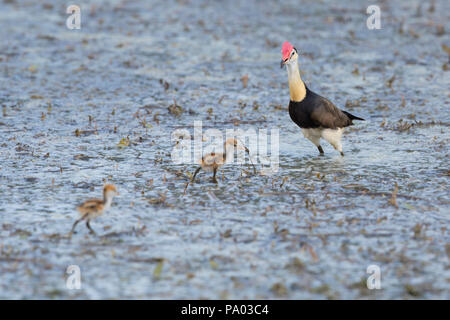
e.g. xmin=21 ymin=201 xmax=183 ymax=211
xmin=302 ymin=128 xmax=343 ymax=152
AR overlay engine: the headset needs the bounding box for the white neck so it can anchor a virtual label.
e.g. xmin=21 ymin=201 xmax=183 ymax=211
xmin=224 ymin=144 xmax=234 ymax=163
xmin=286 ymin=59 xmax=306 ymax=102
xmin=104 ymin=195 xmax=113 ymax=210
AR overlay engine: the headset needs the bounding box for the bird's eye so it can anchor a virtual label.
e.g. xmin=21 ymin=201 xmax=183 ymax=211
xmin=290 ymin=50 xmax=295 ymax=57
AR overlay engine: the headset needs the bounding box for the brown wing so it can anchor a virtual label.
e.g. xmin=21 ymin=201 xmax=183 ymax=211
xmin=77 ymin=199 xmax=103 ymax=214
xmin=309 ymin=96 xmax=353 ymax=129
xmin=202 ymin=153 xmax=225 ymax=165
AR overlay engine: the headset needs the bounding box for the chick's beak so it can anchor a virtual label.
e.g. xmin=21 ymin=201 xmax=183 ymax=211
xmin=236 ymin=145 xmax=247 ymax=152
xmin=280 ymin=59 xmax=286 ymax=68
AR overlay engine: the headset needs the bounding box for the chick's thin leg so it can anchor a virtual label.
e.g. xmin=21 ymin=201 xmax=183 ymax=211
xmin=86 ymin=219 xmax=96 ymax=235
xmin=191 ymin=166 xmax=202 ymax=182
xmin=70 ymin=213 xmax=88 ymax=234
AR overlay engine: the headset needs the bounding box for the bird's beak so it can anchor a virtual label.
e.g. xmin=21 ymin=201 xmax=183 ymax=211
xmin=280 ymin=59 xmax=285 ymax=68
xmin=237 ymin=145 xmax=248 ymax=152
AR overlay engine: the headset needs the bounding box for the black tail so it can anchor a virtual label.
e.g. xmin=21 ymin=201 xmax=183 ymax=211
xmin=343 ymin=111 xmax=365 ymax=121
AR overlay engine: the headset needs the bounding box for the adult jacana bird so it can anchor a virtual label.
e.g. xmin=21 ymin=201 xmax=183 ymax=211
xmin=70 ymin=184 xmax=119 ymax=235
xmin=281 ymin=41 xmax=364 ymax=156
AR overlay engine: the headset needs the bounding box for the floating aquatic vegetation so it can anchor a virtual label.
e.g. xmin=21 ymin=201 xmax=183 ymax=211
xmin=168 ymin=99 xmax=183 ymax=116
xmin=388 ymin=182 xmax=399 ymax=208
xmin=271 ymin=283 xmax=288 ymax=297
xmin=240 ymin=74 xmax=249 ymax=88
xmin=153 ymin=260 xmax=164 ymax=280
xmin=117 ymin=136 xmax=130 ymax=148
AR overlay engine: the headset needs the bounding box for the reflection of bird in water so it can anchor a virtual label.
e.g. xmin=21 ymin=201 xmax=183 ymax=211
xmin=70 ymin=184 xmax=119 ymax=235
xmin=190 ymin=138 xmax=255 ymax=184
xmin=281 ymin=41 xmax=364 ymax=156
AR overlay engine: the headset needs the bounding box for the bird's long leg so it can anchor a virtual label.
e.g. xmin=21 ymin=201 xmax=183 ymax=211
xmin=70 ymin=213 xmax=88 ymax=234
xmin=86 ymin=220 xmax=96 ymax=235
xmin=191 ymin=166 xmax=202 ymax=183
xmin=302 ymin=129 xmax=323 ymax=156
xmin=183 ymin=181 xmax=190 ymax=195
xmin=317 ymin=145 xmax=324 ymax=155
xmin=212 ymin=168 xmax=218 ymax=183
xmin=184 ymin=166 xmax=202 ymax=194
xmin=70 ymin=218 xmax=82 ymax=234
xmin=245 ymin=147 xmax=256 ymax=174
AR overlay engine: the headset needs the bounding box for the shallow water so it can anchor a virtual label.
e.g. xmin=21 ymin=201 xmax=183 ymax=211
xmin=0 ymin=0 xmax=449 ymax=299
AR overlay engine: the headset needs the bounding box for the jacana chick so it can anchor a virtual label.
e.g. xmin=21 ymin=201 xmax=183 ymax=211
xmin=70 ymin=184 xmax=118 ymax=235
xmin=191 ymin=138 xmax=255 ymax=184
xmin=281 ymin=41 xmax=364 ymax=156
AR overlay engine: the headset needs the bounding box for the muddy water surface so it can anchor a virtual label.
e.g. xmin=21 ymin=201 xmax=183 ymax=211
xmin=0 ymin=0 xmax=449 ymax=299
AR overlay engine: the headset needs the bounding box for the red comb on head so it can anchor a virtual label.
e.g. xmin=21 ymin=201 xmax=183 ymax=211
xmin=282 ymin=41 xmax=294 ymax=61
